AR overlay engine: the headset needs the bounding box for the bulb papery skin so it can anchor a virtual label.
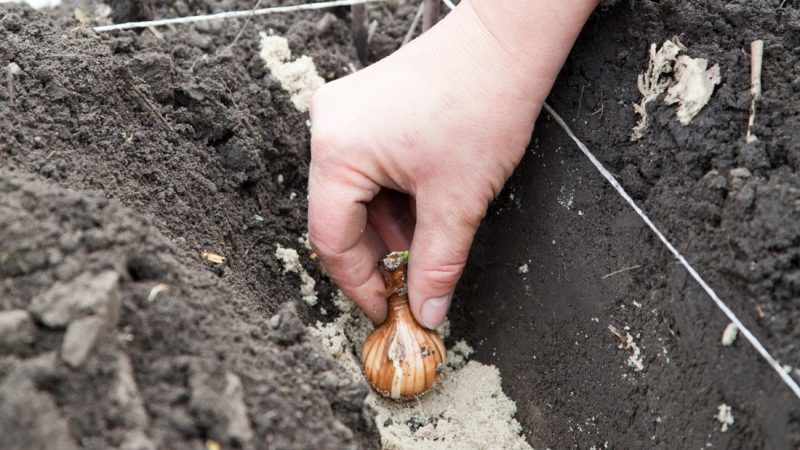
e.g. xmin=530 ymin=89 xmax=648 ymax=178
xmin=362 ymin=252 xmax=445 ymax=400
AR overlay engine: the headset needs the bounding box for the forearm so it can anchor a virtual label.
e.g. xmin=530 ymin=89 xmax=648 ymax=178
xmin=403 ymin=0 xmax=597 ymax=110
xmin=471 ymin=0 xmax=597 ymax=86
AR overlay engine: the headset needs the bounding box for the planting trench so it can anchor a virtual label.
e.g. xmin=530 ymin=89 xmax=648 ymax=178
xmin=1 ymin=0 xmax=799 ymax=448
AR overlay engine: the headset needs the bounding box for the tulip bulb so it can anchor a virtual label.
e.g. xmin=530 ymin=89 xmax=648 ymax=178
xmin=362 ymin=251 xmax=445 ymax=400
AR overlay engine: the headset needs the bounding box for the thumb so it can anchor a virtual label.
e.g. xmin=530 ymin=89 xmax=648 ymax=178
xmin=407 ymin=191 xmax=485 ymax=329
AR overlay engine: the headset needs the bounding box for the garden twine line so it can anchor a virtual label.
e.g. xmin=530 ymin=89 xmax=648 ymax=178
xmin=543 ymin=102 xmax=800 ymax=400
xmin=92 ymin=0 xmax=387 ymax=32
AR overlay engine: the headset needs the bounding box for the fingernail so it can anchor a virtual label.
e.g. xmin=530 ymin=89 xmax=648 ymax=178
xmin=420 ymin=295 xmax=451 ymax=329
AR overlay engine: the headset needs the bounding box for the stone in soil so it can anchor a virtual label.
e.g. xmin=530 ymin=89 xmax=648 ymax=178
xmin=0 ymin=310 xmax=36 ymax=352
xmin=30 ymin=271 xmax=121 ymax=328
xmin=61 ymin=315 xmax=107 ymax=368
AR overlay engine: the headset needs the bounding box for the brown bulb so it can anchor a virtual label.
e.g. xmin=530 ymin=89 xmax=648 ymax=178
xmin=362 ymin=251 xmax=445 ymax=400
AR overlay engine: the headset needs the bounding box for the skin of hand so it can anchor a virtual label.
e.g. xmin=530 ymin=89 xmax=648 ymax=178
xmin=308 ymin=0 xmax=598 ymax=328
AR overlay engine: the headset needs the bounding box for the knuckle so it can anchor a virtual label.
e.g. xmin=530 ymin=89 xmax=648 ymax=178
xmin=419 ymin=261 xmax=464 ymax=291
xmin=310 ymin=122 xmax=339 ymax=158
xmin=453 ymin=198 xmax=487 ymax=230
xmin=308 ymin=225 xmax=337 ymax=258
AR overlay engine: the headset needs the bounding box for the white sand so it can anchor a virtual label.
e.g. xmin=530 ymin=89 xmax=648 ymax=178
xmin=310 ymin=291 xmax=532 ymax=450
xmin=274 ymin=244 xmax=318 ymax=306
xmin=258 ymin=33 xmax=325 ymax=112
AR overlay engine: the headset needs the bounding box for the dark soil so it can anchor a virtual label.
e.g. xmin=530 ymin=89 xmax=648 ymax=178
xmin=0 ymin=0 xmax=413 ymax=448
xmin=1 ymin=0 xmax=798 ymax=449
xmin=453 ymin=0 xmax=800 ymax=449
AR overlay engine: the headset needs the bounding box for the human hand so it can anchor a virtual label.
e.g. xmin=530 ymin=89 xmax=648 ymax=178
xmin=308 ymin=0 xmax=596 ymax=327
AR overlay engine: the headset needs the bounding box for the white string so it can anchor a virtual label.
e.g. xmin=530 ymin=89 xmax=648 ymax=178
xmin=442 ymin=0 xmax=456 ymax=10
xmin=92 ymin=0 xmax=386 ymax=32
xmin=542 ymin=102 xmax=800 ymax=400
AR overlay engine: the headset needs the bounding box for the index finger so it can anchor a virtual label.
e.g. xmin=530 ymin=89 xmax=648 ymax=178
xmin=307 ymin=162 xmax=388 ymax=323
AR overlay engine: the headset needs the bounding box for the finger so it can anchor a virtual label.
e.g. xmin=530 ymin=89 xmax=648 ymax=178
xmin=326 ymin=224 xmax=388 ymax=322
xmin=367 ymin=189 xmax=415 ymax=252
xmin=308 ymin=164 xmax=388 ymax=323
xmin=407 ymin=188 xmax=485 ymax=329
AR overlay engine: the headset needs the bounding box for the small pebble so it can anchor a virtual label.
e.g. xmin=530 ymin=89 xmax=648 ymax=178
xmin=721 ymin=322 xmax=738 ymax=346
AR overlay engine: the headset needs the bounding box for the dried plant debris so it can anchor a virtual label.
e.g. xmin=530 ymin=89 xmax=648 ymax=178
xmin=715 ymin=404 xmax=734 ymax=432
xmin=200 ymin=251 xmax=225 ymax=264
xmin=745 ymin=40 xmax=764 ymax=143
xmin=310 ymin=291 xmax=532 ymax=450
xmin=258 ymin=32 xmax=325 ymax=112
xmin=663 ymin=55 xmax=721 ymax=124
xmin=631 ymin=37 xmax=720 ymax=140
xmin=631 ymin=38 xmax=684 ymax=140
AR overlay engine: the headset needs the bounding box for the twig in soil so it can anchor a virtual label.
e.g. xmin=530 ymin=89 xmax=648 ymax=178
xmin=367 ymin=19 xmax=379 ymax=45
xmin=218 ymin=0 xmax=263 ymax=57
xmin=6 ymin=63 xmax=20 ymax=104
xmin=147 ymin=26 xmax=164 ymax=41
xmin=122 ymin=72 xmax=174 ymax=133
xmin=351 ymin=3 xmax=368 ymax=65
xmin=745 ymin=40 xmax=763 ymax=144
xmin=244 ymin=236 xmax=268 ymax=257
xmin=589 ymin=89 xmax=605 ymax=119
xmin=755 ymin=304 xmax=766 ymax=320
xmin=543 ymin=102 xmax=800 ymax=400
xmin=422 ymin=0 xmax=439 ymax=31
xmin=93 ymin=0 xmax=387 ymax=32
xmin=401 ymin=2 xmax=424 ymax=47
xmin=661 ymin=316 xmax=680 ymax=340
xmin=187 ymin=55 xmax=208 ymax=74
xmin=601 ymin=264 xmax=642 ymax=279
xmin=575 ymin=85 xmax=585 ymax=118
xmin=607 ymin=324 xmax=626 ymax=343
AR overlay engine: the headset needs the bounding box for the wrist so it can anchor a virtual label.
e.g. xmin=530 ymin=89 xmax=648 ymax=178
xmin=463 ymin=0 xmax=599 ymax=102
xmin=399 ymin=3 xmax=545 ymax=112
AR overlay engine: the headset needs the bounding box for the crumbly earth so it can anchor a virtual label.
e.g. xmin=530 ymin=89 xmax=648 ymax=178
xmin=0 ymin=172 xmax=377 ymax=449
xmin=2 ymin=0 xmax=800 ymax=449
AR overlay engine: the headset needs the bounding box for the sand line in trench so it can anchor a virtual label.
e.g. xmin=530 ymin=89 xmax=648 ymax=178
xmin=542 ymin=102 xmax=800 ymax=400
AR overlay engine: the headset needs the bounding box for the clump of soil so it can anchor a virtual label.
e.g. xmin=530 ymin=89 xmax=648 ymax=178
xmin=0 ymin=172 xmax=375 ymax=449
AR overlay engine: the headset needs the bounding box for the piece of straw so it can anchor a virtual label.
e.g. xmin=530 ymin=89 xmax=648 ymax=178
xmin=745 ymin=40 xmax=763 ymax=143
